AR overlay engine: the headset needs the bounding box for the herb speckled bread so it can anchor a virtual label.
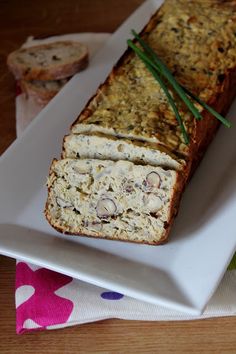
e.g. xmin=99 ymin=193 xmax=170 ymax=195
xmin=45 ymin=0 xmax=236 ymax=245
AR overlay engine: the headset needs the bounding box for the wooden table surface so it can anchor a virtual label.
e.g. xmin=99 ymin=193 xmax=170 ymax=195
xmin=0 ymin=1 xmax=236 ymax=353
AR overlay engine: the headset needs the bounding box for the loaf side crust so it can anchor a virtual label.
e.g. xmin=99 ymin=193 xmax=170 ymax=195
xmin=188 ymin=66 xmax=236 ymax=177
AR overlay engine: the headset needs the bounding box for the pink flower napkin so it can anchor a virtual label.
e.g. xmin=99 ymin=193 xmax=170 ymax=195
xmin=15 ymin=33 xmax=236 ymax=334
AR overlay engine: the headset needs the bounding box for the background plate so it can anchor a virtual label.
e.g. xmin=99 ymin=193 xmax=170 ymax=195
xmin=0 ymin=0 xmax=236 ymax=315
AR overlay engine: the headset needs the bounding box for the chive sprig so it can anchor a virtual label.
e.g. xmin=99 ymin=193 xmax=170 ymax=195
xmin=127 ymin=30 xmax=231 ymax=144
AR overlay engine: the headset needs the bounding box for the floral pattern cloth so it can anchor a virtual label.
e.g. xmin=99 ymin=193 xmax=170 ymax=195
xmin=16 ymin=261 xmax=236 ymax=334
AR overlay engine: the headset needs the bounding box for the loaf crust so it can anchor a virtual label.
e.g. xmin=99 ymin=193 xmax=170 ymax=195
xmin=7 ymin=41 xmax=89 ymax=81
xmin=45 ymin=0 xmax=236 ymax=245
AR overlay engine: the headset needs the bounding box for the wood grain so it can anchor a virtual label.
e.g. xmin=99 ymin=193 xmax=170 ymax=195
xmin=0 ymin=1 xmax=236 ymax=353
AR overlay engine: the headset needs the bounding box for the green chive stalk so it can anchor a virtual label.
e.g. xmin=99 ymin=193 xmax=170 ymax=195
xmin=130 ymin=29 xmax=231 ymax=129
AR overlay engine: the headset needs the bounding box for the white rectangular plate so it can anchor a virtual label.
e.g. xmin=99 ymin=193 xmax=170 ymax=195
xmin=1 ymin=0 xmax=236 ymax=315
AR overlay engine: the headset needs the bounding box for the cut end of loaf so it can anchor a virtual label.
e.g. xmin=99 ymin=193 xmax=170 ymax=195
xmin=45 ymin=159 xmax=182 ymax=245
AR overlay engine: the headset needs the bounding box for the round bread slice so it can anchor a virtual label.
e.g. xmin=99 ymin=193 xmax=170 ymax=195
xmin=7 ymin=41 xmax=89 ymax=80
xmin=20 ymin=78 xmax=70 ymax=104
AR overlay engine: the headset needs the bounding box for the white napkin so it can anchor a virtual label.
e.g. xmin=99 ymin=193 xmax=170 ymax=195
xmin=15 ymin=33 xmax=236 ymax=334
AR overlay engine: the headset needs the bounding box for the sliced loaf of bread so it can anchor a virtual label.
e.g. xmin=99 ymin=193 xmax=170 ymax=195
xmin=45 ymin=158 xmax=182 ymax=244
xmin=45 ymin=0 xmax=236 ymax=245
xmin=7 ymin=41 xmax=88 ymax=81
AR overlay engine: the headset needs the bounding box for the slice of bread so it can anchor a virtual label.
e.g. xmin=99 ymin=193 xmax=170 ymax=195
xmin=20 ymin=78 xmax=70 ymax=104
xmin=7 ymin=41 xmax=88 ymax=81
xmin=45 ymin=158 xmax=182 ymax=245
xmin=62 ymin=133 xmax=185 ymax=171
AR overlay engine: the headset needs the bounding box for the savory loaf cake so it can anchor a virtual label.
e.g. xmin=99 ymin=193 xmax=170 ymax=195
xmin=7 ymin=41 xmax=88 ymax=81
xmin=45 ymin=0 xmax=236 ymax=245
xmin=62 ymin=133 xmax=185 ymax=171
xmin=45 ymin=159 xmax=182 ymax=244
xmin=72 ymin=0 xmax=236 ymax=172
